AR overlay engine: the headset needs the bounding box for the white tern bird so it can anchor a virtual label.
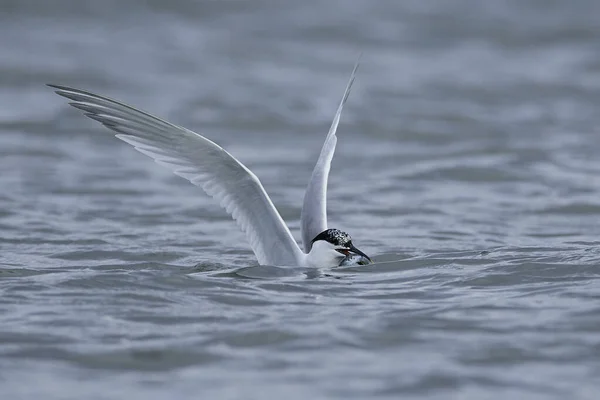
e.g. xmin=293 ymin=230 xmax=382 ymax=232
xmin=48 ymin=61 xmax=370 ymax=267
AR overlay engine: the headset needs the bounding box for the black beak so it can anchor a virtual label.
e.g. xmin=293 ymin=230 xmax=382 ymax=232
xmin=349 ymin=245 xmax=372 ymax=263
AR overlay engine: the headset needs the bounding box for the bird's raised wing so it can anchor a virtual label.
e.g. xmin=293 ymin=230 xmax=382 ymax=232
xmin=300 ymin=60 xmax=360 ymax=252
xmin=49 ymin=85 xmax=304 ymax=266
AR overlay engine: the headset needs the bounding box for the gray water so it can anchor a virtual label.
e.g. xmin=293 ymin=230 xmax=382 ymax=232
xmin=1 ymin=1 xmax=600 ymax=399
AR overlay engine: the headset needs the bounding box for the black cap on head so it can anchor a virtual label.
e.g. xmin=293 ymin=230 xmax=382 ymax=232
xmin=311 ymin=229 xmax=352 ymax=247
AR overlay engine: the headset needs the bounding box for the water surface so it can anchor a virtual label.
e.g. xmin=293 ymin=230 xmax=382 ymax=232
xmin=1 ymin=1 xmax=600 ymax=399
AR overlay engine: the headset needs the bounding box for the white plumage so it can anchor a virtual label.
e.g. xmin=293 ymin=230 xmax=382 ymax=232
xmin=49 ymin=59 xmax=367 ymax=267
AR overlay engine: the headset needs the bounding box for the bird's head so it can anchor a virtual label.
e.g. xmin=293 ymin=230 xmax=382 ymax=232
xmin=307 ymin=229 xmax=371 ymax=267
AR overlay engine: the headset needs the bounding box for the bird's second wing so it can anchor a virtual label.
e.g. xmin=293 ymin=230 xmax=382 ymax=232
xmin=300 ymin=60 xmax=360 ymax=252
xmin=49 ymin=85 xmax=304 ymax=266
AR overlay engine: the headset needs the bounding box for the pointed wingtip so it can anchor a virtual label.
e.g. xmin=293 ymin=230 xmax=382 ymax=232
xmin=46 ymin=83 xmax=72 ymax=97
xmin=354 ymin=52 xmax=363 ymax=68
xmin=340 ymin=55 xmax=362 ymax=105
xmin=351 ymin=52 xmax=363 ymax=75
xmin=47 ymin=84 xmax=83 ymax=95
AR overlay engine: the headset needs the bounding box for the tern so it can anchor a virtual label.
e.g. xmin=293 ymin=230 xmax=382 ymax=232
xmin=48 ymin=61 xmax=371 ymax=267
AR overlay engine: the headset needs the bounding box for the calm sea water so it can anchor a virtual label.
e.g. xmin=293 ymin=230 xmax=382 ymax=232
xmin=2 ymin=1 xmax=600 ymax=399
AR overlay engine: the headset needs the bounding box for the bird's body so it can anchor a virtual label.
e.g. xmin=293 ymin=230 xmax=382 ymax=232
xmin=49 ymin=60 xmax=370 ymax=267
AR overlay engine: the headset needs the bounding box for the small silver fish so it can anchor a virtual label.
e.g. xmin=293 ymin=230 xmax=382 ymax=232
xmin=339 ymin=253 xmax=372 ymax=266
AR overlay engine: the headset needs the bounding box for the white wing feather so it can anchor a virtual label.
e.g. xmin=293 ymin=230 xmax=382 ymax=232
xmin=49 ymin=85 xmax=304 ymax=266
xmin=300 ymin=59 xmax=360 ymax=252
